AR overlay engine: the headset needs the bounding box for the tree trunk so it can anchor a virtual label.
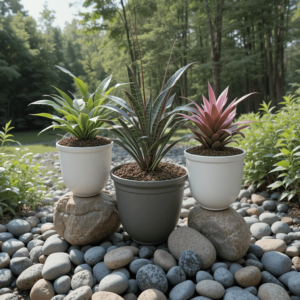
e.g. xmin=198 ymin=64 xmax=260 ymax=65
xmin=204 ymin=0 xmax=224 ymax=97
xmin=120 ymin=0 xmax=136 ymax=77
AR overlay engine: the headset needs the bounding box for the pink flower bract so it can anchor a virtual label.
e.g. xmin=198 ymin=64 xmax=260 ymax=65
xmin=179 ymin=83 xmax=256 ymax=150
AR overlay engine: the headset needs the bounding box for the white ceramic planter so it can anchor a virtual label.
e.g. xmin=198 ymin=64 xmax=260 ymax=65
xmin=184 ymin=147 xmax=246 ymax=211
xmin=56 ymin=141 xmax=113 ymax=197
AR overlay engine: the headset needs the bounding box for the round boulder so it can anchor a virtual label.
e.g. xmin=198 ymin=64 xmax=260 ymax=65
xmin=54 ymin=191 xmax=120 ymax=245
xmin=188 ymin=206 xmax=250 ymax=261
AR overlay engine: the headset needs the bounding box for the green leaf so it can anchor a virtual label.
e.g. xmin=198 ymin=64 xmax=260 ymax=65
xmin=56 ymin=65 xmax=76 ymax=77
xmin=269 ymin=166 xmax=287 ymax=173
xmin=74 ymin=78 xmax=88 ymax=101
xmin=267 ymin=181 xmax=283 ymax=189
xmin=73 ymin=99 xmax=85 ymax=112
xmin=281 ymin=148 xmax=290 ymax=155
xmin=96 ymin=74 xmax=112 ymax=95
xmin=276 ymin=160 xmax=289 ymax=167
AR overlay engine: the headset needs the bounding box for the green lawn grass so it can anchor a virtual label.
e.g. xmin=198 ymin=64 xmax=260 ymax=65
xmin=5 ymin=144 xmax=58 ymax=155
xmin=4 ymin=127 xmax=197 ymax=155
xmin=11 ymin=129 xmax=64 ymax=144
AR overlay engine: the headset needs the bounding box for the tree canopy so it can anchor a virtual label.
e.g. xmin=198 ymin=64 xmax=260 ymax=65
xmin=0 ymin=0 xmax=300 ymax=130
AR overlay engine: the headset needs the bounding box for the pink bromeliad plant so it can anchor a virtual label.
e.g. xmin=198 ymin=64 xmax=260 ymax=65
xmin=179 ymin=83 xmax=256 ymax=150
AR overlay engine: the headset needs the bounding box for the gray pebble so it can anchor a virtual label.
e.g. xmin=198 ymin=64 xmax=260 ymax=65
xmin=169 ymin=280 xmax=195 ymax=300
xmin=9 ymin=257 xmax=32 ymax=276
xmin=93 ymin=262 xmax=112 ymax=283
xmin=54 ymin=275 xmax=71 ymax=294
xmin=167 ymin=266 xmax=186 ymax=285
xmin=7 ymin=220 xmax=30 ymax=237
xmin=129 ymin=259 xmax=152 ymax=274
xmin=261 ymin=271 xmax=284 ymax=288
xmin=261 ymin=251 xmax=292 ymax=276
xmin=214 ymin=267 xmax=234 ymax=288
xmin=69 ymin=249 xmax=85 ymax=266
xmin=18 ymin=233 xmax=33 ymax=244
xmin=98 ymin=271 xmax=128 ymax=294
xmin=178 ymin=250 xmax=201 ymax=277
xmin=84 ymin=247 xmax=105 ymax=265
xmin=71 ymin=270 xmax=93 ymax=290
xmin=136 ymin=264 xmax=168 ymax=293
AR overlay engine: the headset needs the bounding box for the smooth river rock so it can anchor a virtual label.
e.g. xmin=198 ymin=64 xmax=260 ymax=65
xmin=42 ymin=253 xmax=71 ymax=280
xmin=258 ymin=283 xmax=290 ymax=300
xmin=168 ymin=227 xmax=216 ymax=269
xmin=188 ymin=206 xmax=251 ymax=261
xmin=54 ymin=192 xmax=120 ymax=245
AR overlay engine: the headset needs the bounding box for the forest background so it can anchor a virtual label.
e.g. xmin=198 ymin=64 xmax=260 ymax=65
xmin=1 ymin=0 xmax=300 ymax=131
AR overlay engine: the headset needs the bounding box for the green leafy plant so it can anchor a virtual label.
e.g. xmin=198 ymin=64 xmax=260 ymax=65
xmin=179 ymin=83 xmax=255 ymax=149
xmin=0 ymin=121 xmax=46 ymax=217
xmin=267 ymin=127 xmax=300 ymax=201
xmin=239 ymin=95 xmax=300 ymax=201
xmin=29 ymin=66 xmax=125 ymax=139
xmin=101 ymin=34 xmax=195 ymax=171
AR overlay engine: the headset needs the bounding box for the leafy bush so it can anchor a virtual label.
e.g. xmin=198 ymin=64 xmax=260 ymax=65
xmin=30 ymin=66 xmax=125 ymax=139
xmin=239 ymin=96 xmax=300 ymax=201
xmin=0 ymin=121 xmax=46 ymax=216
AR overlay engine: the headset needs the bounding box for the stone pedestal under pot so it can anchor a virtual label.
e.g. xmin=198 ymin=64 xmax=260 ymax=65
xmin=188 ymin=205 xmax=251 ymax=261
xmin=53 ymin=191 xmax=120 ymax=245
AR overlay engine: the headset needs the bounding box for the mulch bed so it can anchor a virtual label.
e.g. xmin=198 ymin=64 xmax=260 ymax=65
xmin=113 ymin=162 xmax=186 ymax=181
xmin=187 ymin=146 xmax=243 ymax=156
xmin=58 ymin=136 xmax=111 ymax=147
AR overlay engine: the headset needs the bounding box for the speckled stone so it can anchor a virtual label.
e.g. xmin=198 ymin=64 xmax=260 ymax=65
xmin=16 ymin=264 xmax=43 ymax=290
xmin=258 ymin=283 xmax=290 ymax=300
xmin=188 ymin=206 xmax=250 ymax=261
xmin=255 ymin=239 xmax=286 ymax=253
xmin=178 ymin=250 xmax=201 ymax=277
xmin=168 ymin=227 xmax=216 ymax=269
xmin=136 ymin=265 xmax=168 ymax=294
xmin=234 ymin=266 xmax=261 ymax=287
xmin=71 ymin=270 xmax=93 ymax=290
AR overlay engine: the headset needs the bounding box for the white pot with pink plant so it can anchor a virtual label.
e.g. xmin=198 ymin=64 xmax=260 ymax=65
xmin=180 ymin=83 xmax=256 ymax=211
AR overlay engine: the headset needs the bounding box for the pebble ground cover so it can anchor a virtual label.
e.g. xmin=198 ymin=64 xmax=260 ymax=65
xmin=0 ymin=145 xmax=300 ymax=300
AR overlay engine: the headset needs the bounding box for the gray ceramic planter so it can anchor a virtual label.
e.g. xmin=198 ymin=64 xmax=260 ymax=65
xmin=110 ymin=164 xmax=188 ymax=245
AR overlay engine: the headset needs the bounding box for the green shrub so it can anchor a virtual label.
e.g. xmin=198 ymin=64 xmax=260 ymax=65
xmin=239 ymin=95 xmax=300 ymax=201
xmin=0 ymin=121 xmax=46 ymax=216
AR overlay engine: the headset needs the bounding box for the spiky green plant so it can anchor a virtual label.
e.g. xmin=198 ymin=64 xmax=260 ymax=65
xmin=29 ymin=66 xmax=125 ymax=139
xmin=100 ymin=33 xmax=195 ymax=171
